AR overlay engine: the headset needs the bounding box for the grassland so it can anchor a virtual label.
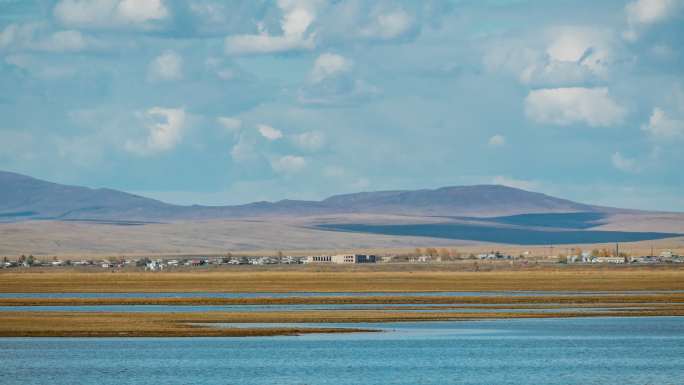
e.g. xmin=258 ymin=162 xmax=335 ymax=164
xmin=2 ymin=293 xmax=684 ymax=306
xmin=2 ymin=266 xmax=683 ymax=337
xmin=2 ymin=303 xmax=684 ymax=337
xmin=2 ymin=266 xmax=684 ymax=293
xmin=0 ymin=215 xmax=682 ymax=256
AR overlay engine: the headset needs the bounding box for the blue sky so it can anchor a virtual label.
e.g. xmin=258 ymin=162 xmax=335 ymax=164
xmin=1 ymin=0 xmax=683 ymax=210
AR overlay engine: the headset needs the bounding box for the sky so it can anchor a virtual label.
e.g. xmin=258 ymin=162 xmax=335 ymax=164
xmin=0 ymin=0 xmax=683 ymax=211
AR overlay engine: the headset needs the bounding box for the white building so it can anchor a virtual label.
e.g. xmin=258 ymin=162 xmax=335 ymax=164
xmin=305 ymin=254 xmax=377 ymax=264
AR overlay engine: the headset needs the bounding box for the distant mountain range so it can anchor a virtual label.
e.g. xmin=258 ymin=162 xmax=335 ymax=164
xmin=1 ymin=170 xmax=623 ymax=222
xmin=1 ymin=170 xmax=682 ymax=252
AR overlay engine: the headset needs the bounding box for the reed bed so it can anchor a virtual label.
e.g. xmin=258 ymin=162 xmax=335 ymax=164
xmin=2 ymin=268 xmax=684 ymax=293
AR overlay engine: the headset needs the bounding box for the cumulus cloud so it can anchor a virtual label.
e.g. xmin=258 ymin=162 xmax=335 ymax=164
xmin=626 ymin=0 xmax=681 ymax=25
xmin=225 ymin=0 xmax=318 ymax=54
xmin=257 ymin=124 xmax=283 ymax=140
xmin=53 ymin=0 xmax=169 ymax=29
xmin=125 ymin=107 xmax=185 ymax=155
xmin=624 ymin=0 xmax=683 ymax=40
xmin=545 ymin=27 xmax=613 ymax=77
xmin=359 ymin=8 xmax=413 ymax=40
xmin=296 ymin=32 xmax=378 ymax=103
xmin=524 ymin=87 xmax=625 ymax=127
xmin=271 ymin=155 xmax=307 ymax=174
xmin=292 ymin=131 xmax=325 ymax=151
xmin=230 ymin=134 xmax=256 ymax=162
xmin=492 ymin=176 xmax=540 ymax=191
xmin=0 ymin=23 xmax=91 ymax=53
xmin=641 ymin=107 xmax=684 ymax=140
xmin=148 ymin=50 xmax=182 ymax=81
xmin=611 ymin=152 xmax=640 ymax=173
xmin=310 ymin=53 xmax=352 ymax=83
xmin=488 ymin=134 xmax=506 ymax=147
xmin=485 ymin=27 xmax=616 ymax=86
xmin=217 ymin=116 xmax=242 ymax=133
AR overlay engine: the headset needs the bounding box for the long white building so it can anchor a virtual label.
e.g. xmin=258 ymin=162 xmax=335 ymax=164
xmin=305 ymin=254 xmax=377 ymax=264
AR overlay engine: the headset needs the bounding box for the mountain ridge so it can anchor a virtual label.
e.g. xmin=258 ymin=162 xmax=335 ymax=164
xmin=0 ymin=170 xmax=641 ymax=222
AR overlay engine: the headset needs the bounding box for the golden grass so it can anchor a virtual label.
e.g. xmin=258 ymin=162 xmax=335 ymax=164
xmin=0 ymin=310 xmax=374 ymax=337
xmin=2 ymin=306 xmax=684 ymax=337
xmin=2 ymin=267 xmax=684 ymax=292
xmin=1 ymin=293 xmax=684 ymax=306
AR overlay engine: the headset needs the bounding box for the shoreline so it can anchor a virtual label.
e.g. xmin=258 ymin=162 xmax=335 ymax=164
xmin=1 ymin=309 xmax=683 ymax=337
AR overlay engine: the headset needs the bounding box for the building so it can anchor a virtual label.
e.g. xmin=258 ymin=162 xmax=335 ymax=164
xmin=595 ymin=256 xmax=625 ymax=264
xmin=305 ymin=254 xmax=377 ymax=264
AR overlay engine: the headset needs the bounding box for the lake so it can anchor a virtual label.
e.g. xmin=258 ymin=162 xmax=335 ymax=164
xmin=2 ymin=316 xmax=683 ymax=385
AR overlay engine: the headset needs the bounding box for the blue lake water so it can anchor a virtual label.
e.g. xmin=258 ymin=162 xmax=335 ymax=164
xmin=2 ymin=317 xmax=683 ymax=385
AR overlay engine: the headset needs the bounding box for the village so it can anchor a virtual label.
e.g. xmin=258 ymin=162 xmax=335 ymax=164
xmin=1 ymin=249 xmax=682 ymax=271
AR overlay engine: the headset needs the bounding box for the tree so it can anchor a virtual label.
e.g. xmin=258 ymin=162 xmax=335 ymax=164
xmin=438 ymin=248 xmax=449 ymax=260
xmin=26 ymin=255 xmax=34 ymax=266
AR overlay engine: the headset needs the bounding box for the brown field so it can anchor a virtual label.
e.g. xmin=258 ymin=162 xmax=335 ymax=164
xmin=0 ymin=215 xmax=682 ymax=256
xmin=2 ymin=293 xmax=684 ymax=307
xmin=3 ymin=266 xmax=684 ymax=337
xmin=2 ymin=304 xmax=684 ymax=337
xmin=0 ymin=311 xmax=376 ymax=337
xmin=2 ymin=266 xmax=684 ymax=292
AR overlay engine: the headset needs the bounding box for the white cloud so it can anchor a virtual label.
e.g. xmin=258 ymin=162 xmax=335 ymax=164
xmin=230 ymin=135 xmax=256 ymax=162
xmin=611 ymin=152 xmax=640 ymax=173
xmin=292 ymin=131 xmax=325 ymax=151
xmin=624 ymin=0 xmax=683 ymax=40
xmin=41 ymin=30 xmax=87 ymax=52
xmin=0 ymin=23 xmax=90 ymax=53
xmin=492 ymin=176 xmax=540 ymax=191
xmin=225 ymin=0 xmax=318 ymax=54
xmin=148 ymin=50 xmax=183 ymax=81
xmin=641 ymin=107 xmax=684 ymax=140
xmin=257 ymin=124 xmax=283 ymax=141
xmin=310 ymin=53 xmax=352 ymax=83
xmin=626 ymin=0 xmax=680 ymax=25
xmin=524 ymin=87 xmax=625 ymax=127
xmin=125 ymin=107 xmax=185 ymax=155
xmin=359 ymin=9 xmax=413 ymax=40
xmin=53 ymin=0 xmax=168 ymax=29
xmin=488 ymin=134 xmax=506 ymax=147
xmin=116 ymin=0 xmax=168 ymax=23
xmin=545 ymin=27 xmax=613 ymax=77
xmin=486 ymin=27 xmax=616 ymax=87
xmin=217 ymin=117 xmax=242 ymax=133
xmin=271 ymin=155 xmax=307 ymax=174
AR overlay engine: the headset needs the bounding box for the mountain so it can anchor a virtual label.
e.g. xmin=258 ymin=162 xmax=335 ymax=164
xmin=0 ymin=171 xmax=177 ymax=221
xmin=320 ymin=185 xmax=598 ymax=216
xmin=0 ymin=170 xmax=615 ymax=222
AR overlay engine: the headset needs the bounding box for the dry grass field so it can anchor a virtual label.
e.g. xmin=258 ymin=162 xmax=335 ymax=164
xmin=2 ymin=266 xmax=684 ymax=292
xmin=1 ymin=214 xmax=682 ymax=256
xmin=2 ymin=304 xmax=683 ymax=337
xmin=2 ymin=293 xmax=683 ymax=307
xmin=3 ymin=266 xmax=684 ymax=337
